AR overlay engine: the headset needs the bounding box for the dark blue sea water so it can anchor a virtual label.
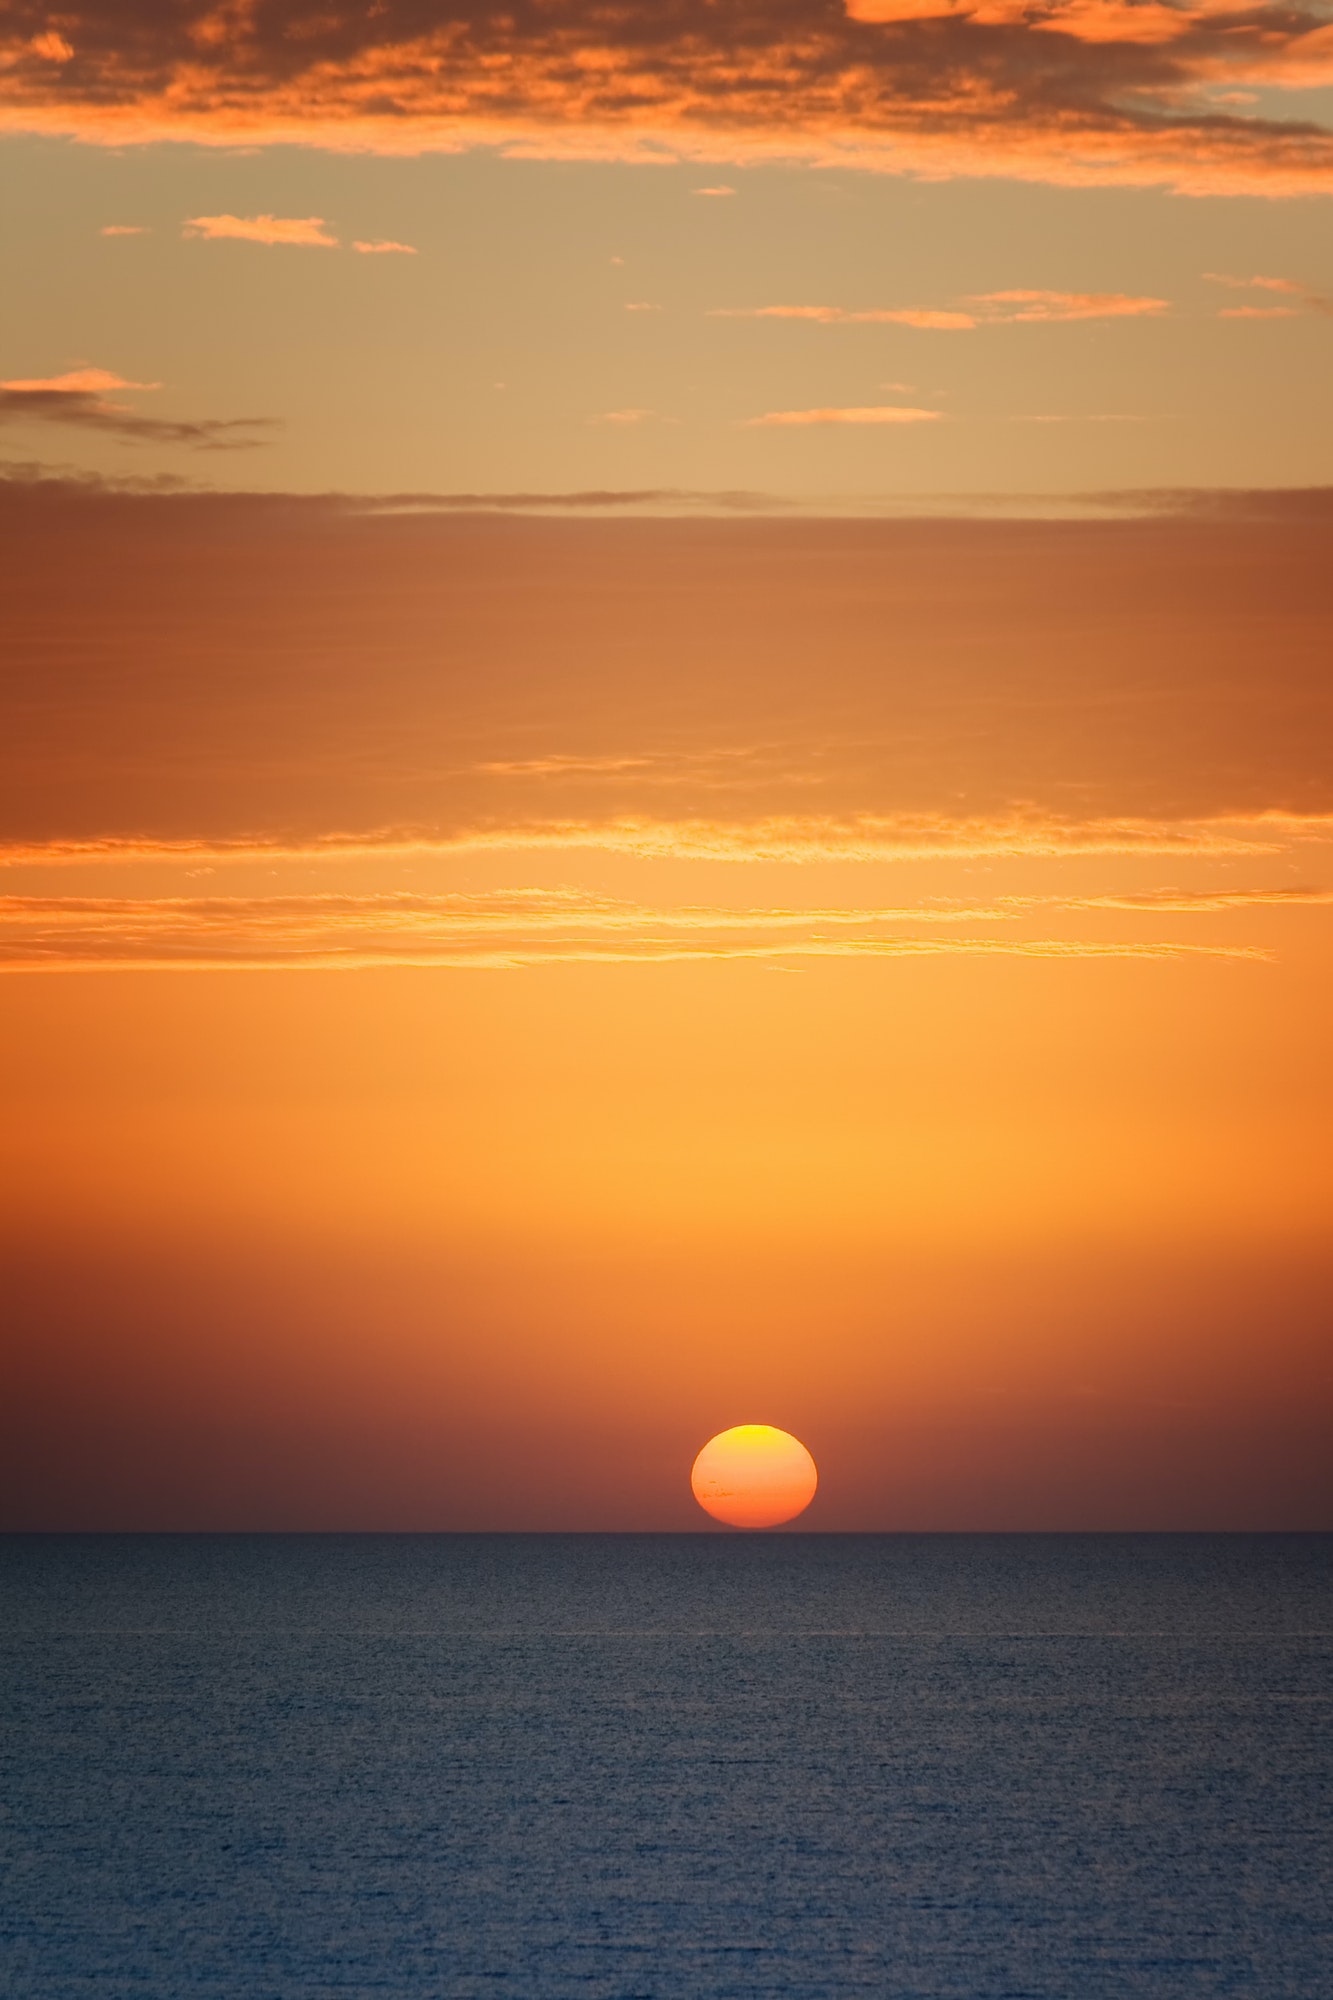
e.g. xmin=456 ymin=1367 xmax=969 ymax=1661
xmin=2 ymin=1535 xmax=1330 ymax=1998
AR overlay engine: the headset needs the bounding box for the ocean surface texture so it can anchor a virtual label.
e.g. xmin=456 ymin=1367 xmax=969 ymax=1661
xmin=2 ymin=1535 xmax=1330 ymax=1999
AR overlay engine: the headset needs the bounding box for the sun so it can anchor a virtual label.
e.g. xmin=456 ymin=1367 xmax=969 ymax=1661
xmin=690 ymin=1424 xmax=818 ymax=1528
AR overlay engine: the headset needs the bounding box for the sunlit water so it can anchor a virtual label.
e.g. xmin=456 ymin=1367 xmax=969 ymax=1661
xmin=3 ymin=1534 xmax=1330 ymax=1998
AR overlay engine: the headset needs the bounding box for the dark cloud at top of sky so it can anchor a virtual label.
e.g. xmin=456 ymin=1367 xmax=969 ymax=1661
xmin=0 ymin=387 xmax=278 ymax=450
xmin=1 ymin=0 xmax=1331 ymax=194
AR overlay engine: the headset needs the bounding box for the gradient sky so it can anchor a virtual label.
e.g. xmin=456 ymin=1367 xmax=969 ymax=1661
xmin=1 ymin=0 xmax=1330 ymax=1529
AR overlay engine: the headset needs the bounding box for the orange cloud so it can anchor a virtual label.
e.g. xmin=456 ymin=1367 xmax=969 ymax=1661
xmin=745 ymin=406 xmax=944 ymax=426
xmin=0 ymin=889 xmax=1268 ymax=972
xmin=100 ymin=223 xmax=147 ymax=236
xmin=1204 ymin=272 xmax=1331 ymax=316
xmin=0 ymin=367 xmax=157 ymax=392
xmin=1205 ymin=273 xmax=1306 ymax=292
xmin=714 ymin=293 xmax=1168 ymax=329
xmin=712 ymin=306 xmax=978 ymax=329
xmin=845 ymin=0 xmax=1304 ymax=43
xmin=183 ymin=214 xmax=338 ymax=247
xmin=0 ymin=1 xmax=1330 ymax=195
xmin=28 ymin=29 xmax=73 ymax=59
xmin=971 ymin=289 xmax=1169 ymax=320
xmin=351 ymin=238 xmax=417 ymax=255
xmin=591 ymin=408 xmax=662 ymax=426
xmin=6 ymin=813 xmax=1331 ymax=869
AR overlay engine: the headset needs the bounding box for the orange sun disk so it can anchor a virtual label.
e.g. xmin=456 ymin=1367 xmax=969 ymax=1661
xmin=690 ymin=1424 xmax=818 ymax=1528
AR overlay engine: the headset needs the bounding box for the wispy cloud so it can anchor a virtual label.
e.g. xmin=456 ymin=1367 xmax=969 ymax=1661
xmin=591 ymin=408 xmax=668 ymax=426
xmin=5 ymin=0 xmax=1329 ymax=195
xmin=100 ymin=223 xmax=147 ymax=236
xmin=713 ymin=292 xmax=1167 ymax=329
xmin=1205 ymin=273 xmax=1308 ymax=293
xmin=1032 ymin=886 xmax=1333 ymax=912
xmin=351 ymin=238 xmax=417 ymax=255
xmin=713 ymin=306 xmax=977 ymax=330
xmin=0 ymin=370 xmax=276 ymax=449
xmin=694 ymin=185 xmax=736 ymax=196
xmin=1204 ymin=272 xmax=1332 ymax=318
xmin=745 ymin=406 xmax=944 ymax=427
xmin=9 ymin=813 xmax=1330 ymax=871
xmin=184 ymin=214 xmax=338 ymax=247
xmin=0 ymin=889 xmax=1271 ymax=973
xmin=0 ymin=368 xmax=158 ymax=393
xmin=970 ymin=289 xmax=1168 ymax=322
xmin=1012 ymin=412 xmax=1152 ymax=424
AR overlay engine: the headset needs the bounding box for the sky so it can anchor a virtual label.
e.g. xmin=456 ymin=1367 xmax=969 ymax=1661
xmin=1 ymin=0 xmax=1331 ymax=1529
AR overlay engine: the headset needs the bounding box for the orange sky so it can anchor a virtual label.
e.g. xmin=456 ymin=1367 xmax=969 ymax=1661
xmin=2 ymin=1 xmax=1330 ymax=1528
xmin=1 ymin=486 xmax=1329 ymax=1528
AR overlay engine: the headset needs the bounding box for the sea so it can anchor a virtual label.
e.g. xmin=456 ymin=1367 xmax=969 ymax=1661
xmin=2 ymin=1534 xmax=1330 ymax=1998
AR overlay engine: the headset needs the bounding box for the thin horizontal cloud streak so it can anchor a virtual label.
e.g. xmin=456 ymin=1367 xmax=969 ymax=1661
xmin=0 ymin=890 xmax=1270 ymax=971
xmin=746 ymin=406 xmax=943 ymax=425
xmin=5 ymin=813 xmax=1332 ymax=869
xmin=714 ymin=291 xmax=1166 ymax=327
xmin=0 ymin=367 xmax=157 ymax=392
xmin=969 ymin=289 xmax=1169 ymax=320
xmin=712 ymin=306 xmax=979 ymax=329
xmin=0 ymin=0 xmax=1331 ymax=195
xmin=1204 ymin=271 xmax=1333 ymax=315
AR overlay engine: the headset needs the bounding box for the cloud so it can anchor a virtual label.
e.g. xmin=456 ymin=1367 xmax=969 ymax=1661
xmin=1012 ymin=411 xmax=1151 ymax=422
xmin=713 ymin=293 xmax=1166 ymax=328
xmin=591 ymin=409 xmax=663 ymax=426
xmin=184 ymin=214 xmax=338 ymax=247
xmin=1036 ymin=885 xmax=1333 ymax=911
xmin=0 ymin=1 xmax=1330 ymax=196
xmin=6 ymin=813 xmax=1331 ymax=871
xmin=745 ymin=406 xmax=944 ymax=426
xmin=0 ymin=373 xmax=277 ymax=449
xmin=970 ymin=289 xmax=1169 ymax=320
xmin=694 ymin=185 xmax=735 ymax=196
xmin=0 ymin=888 xmax=1268 ymax=972
xmin=0 ymin=368 xmax=158 ymax=393
xmin=623 ymin=301 xmax=662 ymax=312
xmin=7 ymin=876 xmax=1324 ymax=979
xmin=1204 ymin=272 xmax=1332 ymax=316
xmin=1205 ymin=273 xmax=1306 ymax=292
xmin=713 ymin=304 xmax=979 ymax=329
xmin=351 ymin=238 xmax=417 ymax=255
xmin=100 ymin=223 xmax=147 ymax=236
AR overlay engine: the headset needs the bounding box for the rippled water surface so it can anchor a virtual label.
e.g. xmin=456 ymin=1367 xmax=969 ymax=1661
xmin=3 ymin=1534 xmax=1330 ymax=1997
